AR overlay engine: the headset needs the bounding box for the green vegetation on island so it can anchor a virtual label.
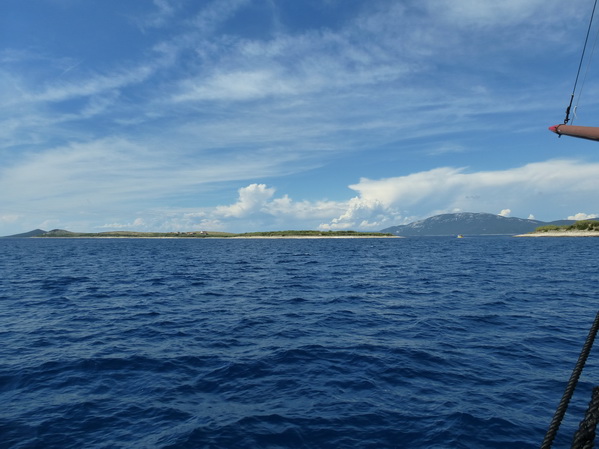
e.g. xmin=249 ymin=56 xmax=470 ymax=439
xmin=34 ymin=229 xmax=394 ymax=238
xmin=234 ymin=230 xmax=393 ymax=237
xmin=36 ymin=230 xmax=235 ymax=238
xmin=534 ymin=220 xmax=599 ymax=233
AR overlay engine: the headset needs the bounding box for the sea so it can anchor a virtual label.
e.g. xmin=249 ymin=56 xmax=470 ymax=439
xmin=2 ymin=236 xmax=599 ymax=449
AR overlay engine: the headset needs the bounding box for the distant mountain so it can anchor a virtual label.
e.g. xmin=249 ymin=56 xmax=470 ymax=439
xmin=380 ymin=213 xmax=583 ymax=236
xmin=2 ymin=229 xmax=47 ymax=238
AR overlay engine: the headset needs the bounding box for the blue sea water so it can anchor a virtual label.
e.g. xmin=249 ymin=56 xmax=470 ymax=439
xmin=1 ymin=236 xmax=599 ymax=449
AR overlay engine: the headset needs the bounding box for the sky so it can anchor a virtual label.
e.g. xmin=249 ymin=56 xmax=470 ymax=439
xmin=2 ymin=0 xmax=599 ymax=235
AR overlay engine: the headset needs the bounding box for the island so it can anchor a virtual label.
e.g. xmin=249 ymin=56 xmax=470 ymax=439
xmin=516 ymin=220 xmax=599 ymax=237
xmin=24 ymin=229 xmax=396 ymax=239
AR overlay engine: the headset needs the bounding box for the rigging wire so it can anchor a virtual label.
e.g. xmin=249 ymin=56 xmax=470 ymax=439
xmin=564 ymin=0 xmax=598 ymax=124
xmin=572 ymin=12 xmax=599 ymax=124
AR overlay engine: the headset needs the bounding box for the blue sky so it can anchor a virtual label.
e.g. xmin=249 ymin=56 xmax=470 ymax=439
xmin=2 ymin=0 xmax=599 ymax=235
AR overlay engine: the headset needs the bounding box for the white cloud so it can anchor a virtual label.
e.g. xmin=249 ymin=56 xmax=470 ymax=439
xmin=568 ymin=213 xmax=599 ymax=221
xmin=200 ymin=183 xmax=347 ymax=230
xmin=319 ymin=160 xmax=599 ymax=230
xmin=24 ymin=64 xmax=156 ymax=104
xmin=264 ymin=196 xmax=345 ymax=220
xmin=138 ymin=0 xmax=177 ymax=29
xmin=38 ymin=219 xmax=60 ymax=231
xmin=175 ymin=69 xmax=299 ymax=102
xmin=188 ymin=0 xmax=250 ymax=33
xmin=0 ymin=214 xmax=19 ymax=224
xmin=170 ymin=3 xmax=446 ymax=107
xmin=100 ymin=218 xmax=146 ymax=229
xmin=215 ymin=184 xmax=276 ymax=218
xmin=319 ymin=196 xmax=399 ymax=231
xmin=195 ymin=218 xmax=226 ymax=231
xmin=428 ymin=143 xmax=466 ymax=156
xmin=499 ymin=209 xmax=511 ymax=217
xmin=428 ymin=0 xmax=546 ymax=25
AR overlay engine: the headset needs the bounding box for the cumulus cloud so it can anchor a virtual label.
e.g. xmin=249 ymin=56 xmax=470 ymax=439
xmin=212 ymin=184 xmax=345 ymax=225
xmin=568 ymin=213 xmax=599 ymax=220
xmin=215 ymin=184 xmax=276 ymax=218
xmin=319 ymin=197 xmax=400 ymax=231
xmin=264 ymin=195 xmax=345 ymax=220
xmin=319 ymin=160 xmax=599 ymax=230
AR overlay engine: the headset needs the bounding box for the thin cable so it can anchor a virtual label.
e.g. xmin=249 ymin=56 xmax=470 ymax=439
xmin=572 ymin=14 xmax=599 ymax=124
xmin=565 ymin=0 xmax=598 ymax=124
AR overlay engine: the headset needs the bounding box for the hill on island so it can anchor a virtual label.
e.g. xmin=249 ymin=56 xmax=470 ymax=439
xmin=379 ymin=212 xmax=586 ymax=236
xmin=2 ymin=229 xmax=48 ymax=238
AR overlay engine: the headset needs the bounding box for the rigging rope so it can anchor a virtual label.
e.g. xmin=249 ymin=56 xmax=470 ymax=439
xmin=541 ymin=311 xmax=599 ymax=449
xmin=564 ymin=0 xmax=598 ymax=124
xmin=573 ymin=13 xmax=599 ymax=124
xmin=571 ymin=386 xmax=599 ymax=449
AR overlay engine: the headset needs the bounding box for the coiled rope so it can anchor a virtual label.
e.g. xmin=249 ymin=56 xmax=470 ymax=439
xmin=564 ymin=0 xmax=598 ymax=124
xmin=541 ymin=311 xmax=599 ymax=449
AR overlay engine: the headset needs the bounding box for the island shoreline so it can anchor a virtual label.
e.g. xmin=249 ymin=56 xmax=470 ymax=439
xmin=515 ymin=230 xmax=599 ymax=237
xmin=30 ymin=235 xmax=400 ymax=239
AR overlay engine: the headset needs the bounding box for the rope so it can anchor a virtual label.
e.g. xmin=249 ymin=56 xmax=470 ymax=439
xmin=541 ymin=311 xmax=599 ymax=449
xmin=573 ymin=15 xmax=599 ymax=125
xmin=564 ymin=0 xmax=598 ymax=124
xmin=571 ymin=386 xmax=599 ymax=449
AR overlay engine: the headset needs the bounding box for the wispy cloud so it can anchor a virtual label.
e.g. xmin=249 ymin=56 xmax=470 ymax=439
xmin=138 ymin=0 xmax=177 ymax=29
xmin=25 ymin=63 xmax=156 ymax=104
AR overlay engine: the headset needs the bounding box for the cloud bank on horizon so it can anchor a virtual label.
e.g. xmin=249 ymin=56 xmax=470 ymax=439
xmin=2 ymin=0 xmax=599 ymax=235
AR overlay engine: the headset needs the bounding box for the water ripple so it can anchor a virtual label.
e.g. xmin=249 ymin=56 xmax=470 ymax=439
xmin=2 ymin=237 xmax=599 ymax=448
